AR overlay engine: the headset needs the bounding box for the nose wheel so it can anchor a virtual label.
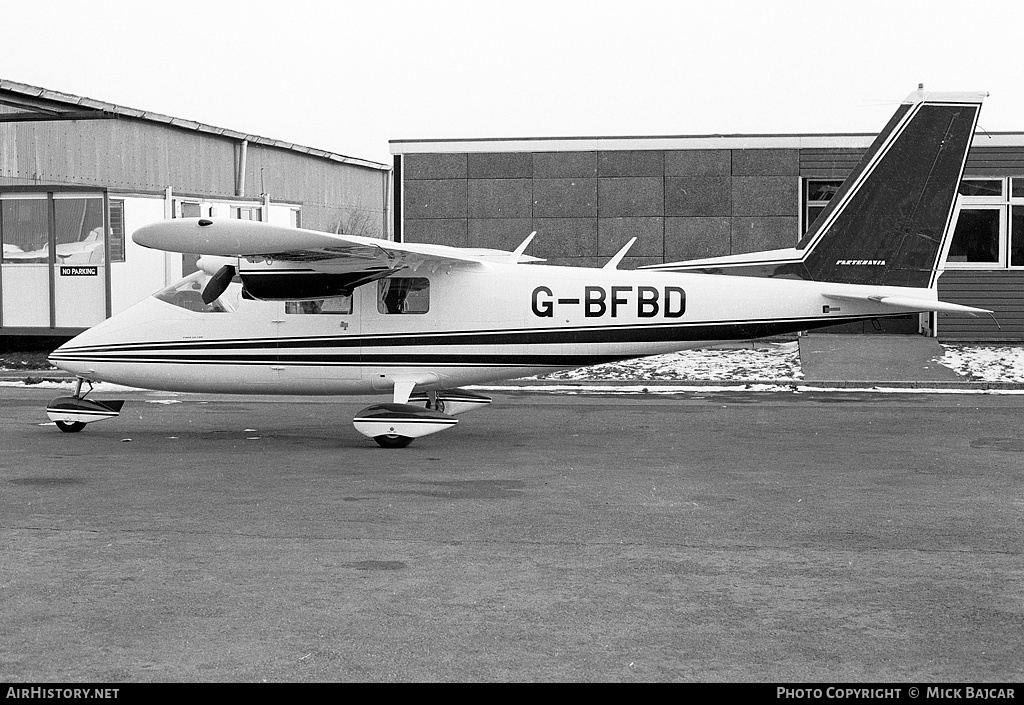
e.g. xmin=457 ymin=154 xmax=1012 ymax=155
xmin=373 ymin=434 xmax=415 ymax=449
xmin=46 ymin=377 xmax=124 ymax=432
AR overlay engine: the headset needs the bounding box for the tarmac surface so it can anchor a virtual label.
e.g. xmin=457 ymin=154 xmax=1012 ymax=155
xmin=798 ymin=334 xmax=962 ymax=384
xmin=2 ymin=383 xmax=1023 ymax=682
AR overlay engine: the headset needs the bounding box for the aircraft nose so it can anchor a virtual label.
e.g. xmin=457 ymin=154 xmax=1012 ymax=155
xmin=48 ymin=329 xmax=96 ymax=376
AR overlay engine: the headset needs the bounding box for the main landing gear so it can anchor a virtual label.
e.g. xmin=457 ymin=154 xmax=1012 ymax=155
xmin=352 ymin=389 xmax=492 ymax=448
xmin=46 ymin=378 xmax=124 ymax=433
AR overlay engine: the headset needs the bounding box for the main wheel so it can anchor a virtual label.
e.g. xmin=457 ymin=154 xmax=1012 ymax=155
xmin=55 ymin=420 xmax=86 ymax=433
xmin=374 ymin=434 xmax=414 ymax=449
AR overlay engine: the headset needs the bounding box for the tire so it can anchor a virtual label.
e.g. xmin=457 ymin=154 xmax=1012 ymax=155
xmin=374 ymin=434 xmax=414 ymax=449
xmin=55 ymin=420 xmax=87 ymax=433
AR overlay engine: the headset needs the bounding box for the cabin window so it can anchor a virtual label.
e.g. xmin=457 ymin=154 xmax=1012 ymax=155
xmin=378 ymin=277 xmax=429 ymax=314
xmin=286 ymin=297 xmax=352 ymax=315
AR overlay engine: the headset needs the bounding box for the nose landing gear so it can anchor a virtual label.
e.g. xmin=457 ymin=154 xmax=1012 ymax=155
xmin=46 ymin=378 xmax=124 ymax=433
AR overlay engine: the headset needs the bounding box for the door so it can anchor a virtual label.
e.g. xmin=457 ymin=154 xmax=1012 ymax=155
xmin=1 ymin=194 xmax=51 ymax=328
xmin=53 ymin=194 xmax=107 ymax=328
xmin=276 ymin=288 xmax=362 ymax=382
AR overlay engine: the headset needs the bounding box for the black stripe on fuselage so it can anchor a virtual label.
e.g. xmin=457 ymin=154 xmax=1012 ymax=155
xmin=48 ymin=314 xmax=898 ymax=368
xmin=51 ymin=314 xmax=889 ymax=357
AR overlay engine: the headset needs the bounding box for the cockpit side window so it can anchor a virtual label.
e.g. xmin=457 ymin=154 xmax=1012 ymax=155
xmin=154 ymin=271 xmax=235 ymax=313
xmin=378 ymin=277 xmax=429 ymax=314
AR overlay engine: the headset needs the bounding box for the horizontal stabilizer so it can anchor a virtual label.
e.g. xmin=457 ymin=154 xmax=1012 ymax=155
xmin=823 ymin=293 xmax=991 ymax=316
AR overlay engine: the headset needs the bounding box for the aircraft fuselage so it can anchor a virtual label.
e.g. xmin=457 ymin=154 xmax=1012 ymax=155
xmin=50 ymin=261 xmax=924 ymax=396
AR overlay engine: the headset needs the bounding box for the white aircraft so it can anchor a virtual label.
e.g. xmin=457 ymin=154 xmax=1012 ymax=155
xmin=46 ymin=89 xmax=992 ymax=447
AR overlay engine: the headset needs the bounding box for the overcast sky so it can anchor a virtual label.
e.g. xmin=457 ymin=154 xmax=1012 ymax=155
xmin=5 ymin=0 xmax=1023 ymax=165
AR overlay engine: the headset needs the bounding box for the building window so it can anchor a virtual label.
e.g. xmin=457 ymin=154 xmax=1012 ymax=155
xmin=109 ymin=199 xmax=125 ymax=263
xmin=946 ymin=177 xmax=1022 ymax=270
xmin=378 ymin=277 xmax=429 ymax=314
xmin=0 ymin=196 xmax=49 ymax=263
xmin=233 ymin=206 xmax=262 ymax=221
xmin=803 ymin=176 xmax=1024 ymax=269
xmin=53 ymin=195 xmax=105 ymax=265
xmin=802 ymin=179 xmax=843 ymax=234
xmin=1012 ymin=204 xmax=1024 ymax=267
xmin=957 ymin=178 xmax=1003 ymax=197
xmin=947 ymin=207 xmax=1001 ymax=265
xmin=1 ymin=193 xmax=105 ymax=265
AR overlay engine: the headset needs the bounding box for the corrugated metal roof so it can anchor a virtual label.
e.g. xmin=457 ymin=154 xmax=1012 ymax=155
xmin=0 ymin=79 xmax=389 ymax=171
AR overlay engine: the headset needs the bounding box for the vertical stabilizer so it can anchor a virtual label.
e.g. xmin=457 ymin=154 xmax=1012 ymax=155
xmin=799 ymin=90 xmax=984 ymax=288
xmin=643 ymin=90 xmax=986 ymax=289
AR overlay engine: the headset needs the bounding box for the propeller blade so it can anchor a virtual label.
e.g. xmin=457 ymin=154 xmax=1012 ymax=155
xmin=202 ymin=265 xmax=236 ymax=304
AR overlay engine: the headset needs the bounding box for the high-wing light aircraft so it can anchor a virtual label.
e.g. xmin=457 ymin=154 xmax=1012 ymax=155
xmin=46 ymin=89 xmax=992 ymax=447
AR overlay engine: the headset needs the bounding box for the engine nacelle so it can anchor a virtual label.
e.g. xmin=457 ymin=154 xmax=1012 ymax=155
xmin=238 ymin=267 xmax=391 ymax=301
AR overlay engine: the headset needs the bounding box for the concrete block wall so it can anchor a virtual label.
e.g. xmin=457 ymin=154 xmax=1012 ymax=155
xmin=400 ymin=148 xmax=800 ymax=267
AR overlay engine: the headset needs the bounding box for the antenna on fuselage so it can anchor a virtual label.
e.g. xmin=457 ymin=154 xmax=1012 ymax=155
xmin=508 ymin=231 xmax=537 ymax=263
xmin=603 ymin=237 xmax=637 ymax=270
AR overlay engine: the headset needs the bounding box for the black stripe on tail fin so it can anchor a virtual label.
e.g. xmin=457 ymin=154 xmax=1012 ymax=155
xmin=641 ymin=90 xmax=985 ymax=289
xmin=799 ymin=91 xmax=983 ymax=288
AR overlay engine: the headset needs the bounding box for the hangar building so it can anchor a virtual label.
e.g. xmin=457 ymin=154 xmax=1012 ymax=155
xmin=0 ymin=80 xmax=390 ymax=337
xmin=390 ymin=131 xmax=1024 ymax=340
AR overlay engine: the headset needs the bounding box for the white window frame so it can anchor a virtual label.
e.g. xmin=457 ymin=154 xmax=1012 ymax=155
xmin=945 ymin=177 xmax=1024 ymax=270
xmin=800 ymin=178 xmax=844 ymax=236
xmin=1010 ymin=178 xmax=1024 ymax=269
xmin=945 ymin=202 xmax=1006 ymax=269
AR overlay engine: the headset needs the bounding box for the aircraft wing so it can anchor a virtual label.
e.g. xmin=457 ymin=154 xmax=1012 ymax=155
xmin=132 ymin=218 xmax=542 ymax=274
xmin=823 ymin=293 xmax=991 ymax=316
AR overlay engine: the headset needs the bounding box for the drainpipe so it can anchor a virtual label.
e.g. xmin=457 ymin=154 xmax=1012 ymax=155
xmin=236 ymin=139 xmax=248 ymax=197
xmin=382 ymin=169 xmax=392 ymax=240
xmin=164 ymin=186 xmax=175 ymax=286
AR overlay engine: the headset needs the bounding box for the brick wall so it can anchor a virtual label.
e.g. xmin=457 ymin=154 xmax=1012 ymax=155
xmin=399 ymin=148 xmax=800 ymax=267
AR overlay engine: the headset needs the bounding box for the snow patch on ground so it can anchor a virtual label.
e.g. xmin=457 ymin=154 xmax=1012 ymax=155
xmin=539 ymin=342 xmax=803 ymax=382
xmin=936 ymin=344 xmax=1024 ymax=383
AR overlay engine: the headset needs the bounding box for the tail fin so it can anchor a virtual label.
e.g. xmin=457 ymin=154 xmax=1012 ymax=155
xmin=644 ymin=89 xmax=986 ymax=289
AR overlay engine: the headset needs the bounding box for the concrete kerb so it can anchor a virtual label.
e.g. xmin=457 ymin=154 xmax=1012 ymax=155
xmin=488 ymin=378 xmax=1024 ymax=391
xmin=6 ymin=369 xmax=1022 ymax=391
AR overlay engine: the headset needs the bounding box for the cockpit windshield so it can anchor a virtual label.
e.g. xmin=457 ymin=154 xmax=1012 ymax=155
xmin=154 ymin=271 xmax=238 ymax=313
